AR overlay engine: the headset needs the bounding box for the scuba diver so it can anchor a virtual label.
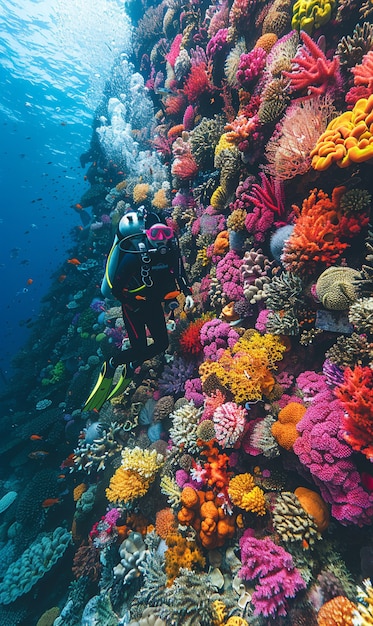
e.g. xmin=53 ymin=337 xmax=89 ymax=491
xmin=83 ymin=206 xmax=194 ymax=412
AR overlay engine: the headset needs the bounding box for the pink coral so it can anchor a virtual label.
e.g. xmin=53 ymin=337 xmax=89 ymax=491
xmin=293 ymin=389 xmax=373 ymax=525
xmin=200 ymin=318 xmax=240 ymax=361
xmin=238 ymin=530 xmax=306 ymax=617
xmin=212 ymin=401 xmax=248 ymax=447
xmin=244 ymin=173 xmax=287 ymax=241
xmin=216 ymin=250 xmax=245 ymax=301
xmin=206 ymin=28 xmax=229 ymax=58
xmin=165 ymin=34 xmax=183 ymax=68
xmin=236 ymin=47 xmax=267 ymax=88
xmin=284 ymin=32 xmax=341 ymax=99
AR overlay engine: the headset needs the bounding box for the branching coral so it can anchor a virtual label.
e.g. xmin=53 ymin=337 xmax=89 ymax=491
xmin=353 ymin=578 xmax=373 ymax=625
xmin=169 ymin=401 xmax=204 ymax=454
xmin=199 ymin=332 xmax=287 ymax=403
xmin=281 ymin=186 xmax=369 ymax=277
xmin=212 ymin=401 xmax=247 ymax=448
xmin=334 ymin=365 xmax=373 ymax=460
xmin=238 ymin=530 xmax=307 ymax=617
xmin=284 ymin=31 xmax=341 ymax=98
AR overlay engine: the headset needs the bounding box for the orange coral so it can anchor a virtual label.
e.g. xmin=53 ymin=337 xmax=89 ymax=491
xmin=281 ymin=186 xmax=368 ymax=277
xmin=311 ymin=95 xmax=373 ymax=170
xmin=213 ymin=230 xmax=230 ymax=255
xmin=317 ymin=595 xmax=357 ymax=625
xmin=73 ymin=483 xmax=87 ymax=502
xmin=255 ymin=33 xmax=278 ymax=52
xmin=165 ymin=531 xmax=205 ymax=585
xmin=271 ymin=402 xmax=306 ymax=450
xmin=294 ymin=487 xmax=330 ymax=532
xmin=133 ymin=183 xmax=150 ymax=203
xmin=167 ymin=124 xmax=185 ymax=139
xmin=152 ymin=188 xmax=169 ymax=210
xmin=335 ymin=365 xmax=373 ymax=460
xmin=178 ymin=487 xmax=236 ymax=549
xmin=225 ymin=114 xmax=257 ymax=144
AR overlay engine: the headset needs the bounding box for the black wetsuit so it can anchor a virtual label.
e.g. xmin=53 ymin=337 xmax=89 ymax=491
xmin=110 ymin=234 xmax=191 ymax=368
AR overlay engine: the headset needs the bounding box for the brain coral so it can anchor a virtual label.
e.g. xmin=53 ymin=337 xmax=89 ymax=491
xmin=311 ymin=95 xmax=373 ymax=170
xmin=291 ymin=0 xmax=336 ymax=34
xmin=315 ymin=266 xmax=360 ymax=310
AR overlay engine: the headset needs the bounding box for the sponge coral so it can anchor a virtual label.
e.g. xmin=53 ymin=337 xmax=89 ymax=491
xmin=106 ymin=447 xmax=164 ymax=504
xmin=271 ymin=402 xmax=306 ymax=450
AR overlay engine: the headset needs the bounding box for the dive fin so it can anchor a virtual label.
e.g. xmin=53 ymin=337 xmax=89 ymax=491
xmin=82 ymin=361 xmax=114 ymax=412
xmin=106 ymin=365 xmax=133 ymax=401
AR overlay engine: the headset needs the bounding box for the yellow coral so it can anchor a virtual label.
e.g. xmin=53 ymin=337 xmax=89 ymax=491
xmin=311 ymin=95 xmax=373 ymax=170
xmin=215 ymin=132 xmax=236 ymax=157
xmin=121 ymin=446 xmax=164 ymax=480
xmin=228 ymin=473 xmax=256 ymax=504
xmin=291 ymin=0 xmax=335 ymax=34
xmin=240 ymin=486 xmax=267 ymax=516
xmin=200 ymin=332 xmax=286 ymax=404
xmin=225 ymin=619 xmax=249 ymax=626
xmin=212 ymin=599 xmax=228 ymax=626
xmin=152 ymin=188 xmax=169 ymax=210
xmin=228 ymin=474 xmax=266 ymax=516
xmin=210 ymin=185 xmax=229 ymax=210
xmin=73 ymin=483 xmax=87 ymax=502
xmin=133 ymin=183 xmax=150 ymax=203
xmin=106 ymin=467 xmax=150 ymax=504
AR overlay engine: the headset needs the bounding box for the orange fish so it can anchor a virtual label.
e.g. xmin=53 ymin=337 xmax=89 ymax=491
xmin=75 ymin=203 xmax=83 ymax=210
xmin=58 ymin=274 xmax=67 ymax=283
xmin=60 ymin=453 xmax=75 ymax=469
xmin=27 ymin=278 xmax=33 ymax=285
xmin=67 ymin=258 xmax=81 ymax=266
xmin=30 ymin=434 xmax=43 ymax=441
xmin=42 ymin=498 xmax=61 ymax=508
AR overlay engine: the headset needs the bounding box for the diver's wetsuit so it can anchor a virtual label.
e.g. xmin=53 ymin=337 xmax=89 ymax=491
xmin=109 ymin=233 xmax=191 ymax=368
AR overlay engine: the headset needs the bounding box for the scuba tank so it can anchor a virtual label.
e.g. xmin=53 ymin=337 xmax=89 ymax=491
xmin=101 ymin=209 xmax=147 ymax=298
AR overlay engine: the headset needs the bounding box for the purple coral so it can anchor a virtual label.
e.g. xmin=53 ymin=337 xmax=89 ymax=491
xmin=236 ymin=47 xmax=267 ymax=88
xmin=200 ymin=318 xmax=240 ymax=360
xmin=184 ymin=377 xmax=204 ymax=407
xmin=158 ymin=356 xmax=196 ymax=397
xmin=293 ymin=388 xmax=373 ymax=526
xmin=239 ymin=530 xmax=306 ymax=617
xmin=216 ymin=250 xmax=245 ymax=301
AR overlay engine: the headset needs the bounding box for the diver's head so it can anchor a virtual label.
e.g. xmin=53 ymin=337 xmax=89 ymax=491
xmin=145 ymin=223 xmax=174 ymax=254
xmin=118 ymin=209 xmax=145 ymax=238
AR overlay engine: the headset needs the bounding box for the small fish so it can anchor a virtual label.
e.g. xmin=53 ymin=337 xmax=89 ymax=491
xmin=67 ymin=258 xmax=81 ymax=265
xmin=60 ymin=453 xmax=75 ymax=469
xmin=28 ymin=450 xmax=49 ymax=460
xmin=42 ymin=498 xmax=61 ymax=508
xmin=30 ymin=434 xmax=43 ymax=441
xmin=58 ymin=274 xmax=67 ymax=283
xmin=26 ymin=278 xmax=33 ymax=285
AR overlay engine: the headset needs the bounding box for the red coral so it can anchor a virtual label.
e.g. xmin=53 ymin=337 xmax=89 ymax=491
xmin=171 ymin=153 xmax=199 ymax=180
xmin=281 ymin=186 xmax=364 ymax=277
xmin=72 ymin=539 xmax=101 ymax=581
xmin=179 ymin=318 xmax=206 ymax=357
xmin=284 ymin=31 xmax=341 ymax=99
xmin=335 ymin=365 xmax=373 ymax=460
xmin=183 ymin=62 xmax=214 ymax=103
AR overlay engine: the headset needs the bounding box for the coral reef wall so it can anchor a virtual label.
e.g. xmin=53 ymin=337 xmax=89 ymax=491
xmin=0 ymin=0 xmax=373 ymax=624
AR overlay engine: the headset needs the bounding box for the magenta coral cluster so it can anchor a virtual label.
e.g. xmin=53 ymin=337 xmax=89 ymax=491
xmin=236 ymin=47 xmax=267 ymax=88
xmin=293 ymin=388 xmax=373 ymax=526
xmin=200 ymin=318 xmax=240 ymax=360
xmin=216 ymin=250 xmax=245 ymax=301
xmin=239 ymin=530 xmax=307 ymax=617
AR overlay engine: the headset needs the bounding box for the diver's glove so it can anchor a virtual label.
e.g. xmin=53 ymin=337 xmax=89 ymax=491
xmin=184 ymin=295 xmax=194 ymax=310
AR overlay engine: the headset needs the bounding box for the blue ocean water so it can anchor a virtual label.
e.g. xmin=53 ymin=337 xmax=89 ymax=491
xmin=0 ymin=0 xmax=131 ymax=380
